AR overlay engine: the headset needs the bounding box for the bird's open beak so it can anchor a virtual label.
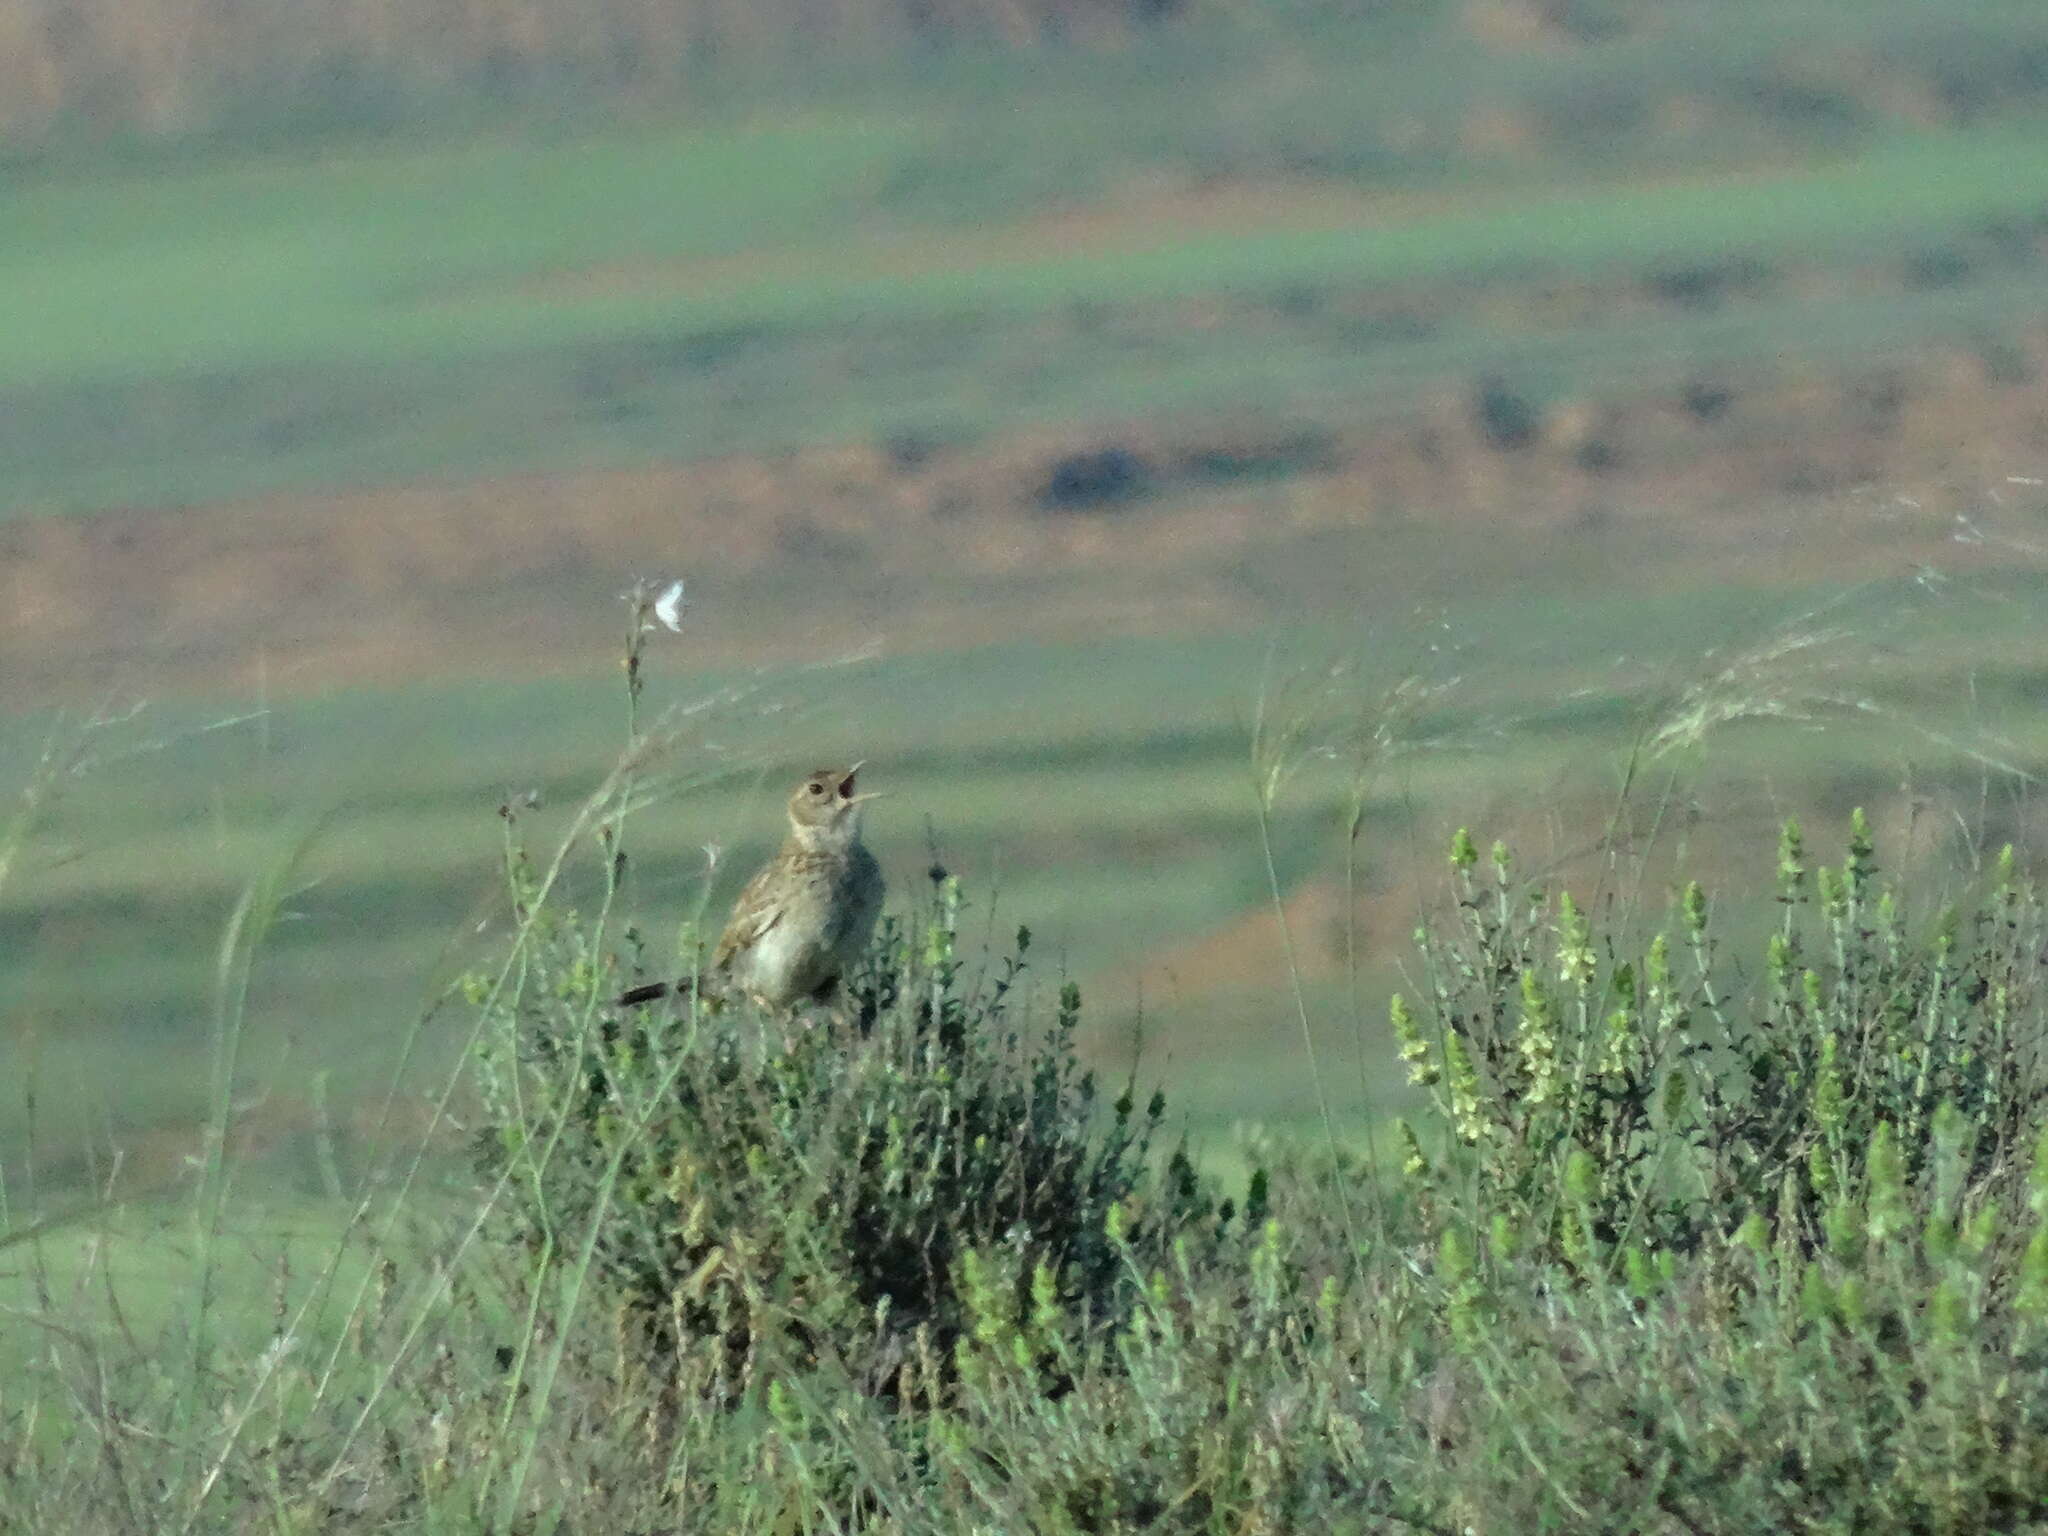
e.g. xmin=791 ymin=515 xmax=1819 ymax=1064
xmin=838 ymin=763 xmax=883 ymax=804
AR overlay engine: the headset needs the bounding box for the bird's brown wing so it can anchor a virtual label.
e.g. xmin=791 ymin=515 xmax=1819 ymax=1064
xmin=712 ymin=866 xmax=787 ymax=970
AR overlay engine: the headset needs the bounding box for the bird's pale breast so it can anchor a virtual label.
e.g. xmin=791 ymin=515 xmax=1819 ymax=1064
xmin=725 ymin=845 xmax=882 ymax=1007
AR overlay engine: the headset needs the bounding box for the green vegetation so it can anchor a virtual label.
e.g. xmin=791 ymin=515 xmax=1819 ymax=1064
xmin=7 ymin=5 xmax=2048 ymax=1517
xmin=6 ymin=0 xmax=2048 ymax=515
xmin=12 ymin=564 xmax=2048 ymax=1177
xmin=6 ymin=784 xmax=2048 ymax=1530
xmin=9 ymin=122 xmax=2042 ymax=394
xmin=8 ymin=118 xmax=2047 ymax=515
xmin=475 ymin=870 xmax=1191 ymax=1401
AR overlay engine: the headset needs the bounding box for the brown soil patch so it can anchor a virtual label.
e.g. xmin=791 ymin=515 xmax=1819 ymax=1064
xmin=1097 ymin=777 xmax=2040 ymax=1013
xmin=4 ymin=324 xmax=2046 ymax=706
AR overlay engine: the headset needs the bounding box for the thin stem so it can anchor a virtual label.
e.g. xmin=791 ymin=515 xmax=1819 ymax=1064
xmin=1343 ymin=802 xmax=1388 ymax=1240
xmin=1254 ymin=791 xmax=1363 ymax=1266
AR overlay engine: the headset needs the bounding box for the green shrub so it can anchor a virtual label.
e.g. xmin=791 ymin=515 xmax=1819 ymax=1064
xmin=471 ymin=860 xmax=1221 ymax=1405
xmin=1393 ymin=815 xmax=2048 ymax=1269
xmin=15 ymin=791 xmax=2048 ymax=1532
xmin=443 ymin=805 xmax=2048 ymax=1530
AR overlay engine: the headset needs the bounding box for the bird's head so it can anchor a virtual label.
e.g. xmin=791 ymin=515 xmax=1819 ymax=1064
xmin=786 ymin=763 xmax=881 ymax=848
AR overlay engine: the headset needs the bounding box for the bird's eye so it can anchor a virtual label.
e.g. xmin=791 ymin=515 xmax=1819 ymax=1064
xmin=808 ymin=782 xmax=825 ymax=796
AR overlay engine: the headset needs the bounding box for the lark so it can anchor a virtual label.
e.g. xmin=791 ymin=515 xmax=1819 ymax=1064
xmin=618 ymin=765 xmax=884 ymax=1011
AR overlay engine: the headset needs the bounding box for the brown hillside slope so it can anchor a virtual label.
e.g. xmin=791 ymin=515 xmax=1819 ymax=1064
xmin=5 ymin=328 xmax=2044 ymax=705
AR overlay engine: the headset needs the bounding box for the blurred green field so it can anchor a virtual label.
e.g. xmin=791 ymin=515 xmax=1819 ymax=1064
xmin=5 ymin=6 xmax=2048 ymax=514
xmin=11 ymin=551 xmax=2048 ymax=1202
xmin=11 ymin=121 xmax=2045 ymax=394
xmin=7 ymin=0 xmax=2048 ymax=1217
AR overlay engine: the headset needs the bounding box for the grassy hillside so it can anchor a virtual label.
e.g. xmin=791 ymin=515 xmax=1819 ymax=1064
xmin=4 ymin=776 xmax=2048 ymax=1531
xmin=6 ymin=112 xmax=2047 ymax=516
xmin=7 ymin=0 xmax=2048 ymax=518
xmin=4 ymin=12 xmax=2048 ymax=1513
xmin=5 ymin=0 xmax=2048 ymax=1216
xmin=9 ymin=555 xmax=2048 ymax=1192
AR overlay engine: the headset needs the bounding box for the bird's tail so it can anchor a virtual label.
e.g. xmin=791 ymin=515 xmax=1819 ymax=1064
xmin=614 ymin=976 xmax=703 ymax=1009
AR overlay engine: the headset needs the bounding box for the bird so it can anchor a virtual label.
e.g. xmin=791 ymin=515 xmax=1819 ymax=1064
xmin=617 ymin=764 xmax=884 ymax=1012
